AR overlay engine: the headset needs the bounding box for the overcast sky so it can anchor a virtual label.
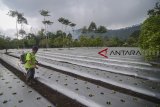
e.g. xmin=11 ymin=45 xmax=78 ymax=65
xmin=0 ymin=0 xmax=158 ymax=38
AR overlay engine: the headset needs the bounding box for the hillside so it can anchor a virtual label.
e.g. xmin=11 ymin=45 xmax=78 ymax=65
xmin=71 ymin=25 xmax=140 ymax=39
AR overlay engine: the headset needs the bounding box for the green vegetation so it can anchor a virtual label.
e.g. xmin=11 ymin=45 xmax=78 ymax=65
xmin=0 ymin=29 xmax=138 ymax=49
xmin=82 ymin=21 xmax=107 ymax=33
xmin=139 ymin=2 xmax=160 ymax=61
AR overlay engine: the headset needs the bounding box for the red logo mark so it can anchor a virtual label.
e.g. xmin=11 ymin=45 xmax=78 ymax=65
xmin=98 ymin=48 xmax=108 ymax=58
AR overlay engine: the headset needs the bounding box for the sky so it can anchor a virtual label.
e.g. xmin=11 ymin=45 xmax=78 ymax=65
xmin=0 ymin=0 xmax=158 ymax=38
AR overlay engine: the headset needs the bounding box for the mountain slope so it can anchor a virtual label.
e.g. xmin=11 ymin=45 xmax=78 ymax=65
xmin=71 ymin=25 xmax=140 ymax=39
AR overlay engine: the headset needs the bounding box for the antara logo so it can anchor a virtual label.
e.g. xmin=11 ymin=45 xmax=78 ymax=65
xmin=98 ymin=48 xmax=108 ymax=58
xmin=98 ymin=48 xmax=142 ymax=58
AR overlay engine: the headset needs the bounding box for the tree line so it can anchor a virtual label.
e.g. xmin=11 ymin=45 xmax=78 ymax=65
xmin=0 ymin=28 xmax=139 ymax=49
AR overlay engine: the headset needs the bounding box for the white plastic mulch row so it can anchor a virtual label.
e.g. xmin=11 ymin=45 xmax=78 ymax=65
xmin=37 ymin=57 xmax=160 ymax=99
xmin=37 ymin=53 xmax=160 ymax=82
xmin=38 ymin=51 xmax=158 ymax=70
xmin=9 ymin=48 xmax=147 ymax=64
xmin=39 ymin=49 xmax=150 ymax=66
xmin=11 ymin=52 xmax=160 ymax=82
xmin=0 ymin=64 xmax=54 ymax=107
xmin=0 ymin=54 xmax=158 ymax=107
xmin=8 ymin=52 xmax=160 ymax=100
xmin=12 ymin=52 xmax=160 ymax=82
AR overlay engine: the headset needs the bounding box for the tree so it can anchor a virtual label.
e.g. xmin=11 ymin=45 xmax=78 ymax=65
xmin=81 ymin=26 xmax=88 ymax=34
xmin=0 ymin=35 xmax=11 ymax=52
xmin=47 ymin=32 xmax=56 ymax=39
xmin=58 ymin=17 xmax=65 ymax=30
xmin=18 ymin=15 xmax=28 ymax=25
xmin=58 ymin=18 xmax=71 ymax=47
xmin=39 ymin=39 xmax=47 ymax=48
xmin=139 ymin=16 xmax=160 ymax=60
xmin=19 ymin=28 xmax=26 ymax=36
xmin=56 ymin=30 xmax=64 ymax=37
xmin=69 ymin=23 xmax=76 ymax=32
xmin=58 ymin=18 xmax=71 ymax=31
xmin=37 ymin=29 xmax=45 ymax=39
xmin=63 ymin=19 xmax=71 ymax=31
xmin=126 ymin=30 xmax=140 ymax=47
xmin=88 ymin=21 xmax=97 ymax=32
xmin=19 ymin=29 xmax=26 ymax=48
xmin=8 ymin=10 xmax=28 ymax=49
xmin=8 ymin=10 xmax=19 ymax=39
xmin=106 ymin=37 xmax=123 ymax=47
xmin=42 ymin=20 xmax=53 ymax=26
xmin=66 ymin=33 xmax=73 ymax=48
xmin=96 ymin=26 xmax=107 ymax=33
xmin=40 ymin=9 xmax=53 ymax=48
xmin=42 ymin=20 xmax=53 ymax=47
xmin=130 ymin=30 xmax=140 ymax=38
xmin=0 ymin=33 xmax=5 ymax=49
xmin=72 ymin=39 xmax=80 ymax=47
xmin=40 ymin=9 xmax=50 ymax=19
xmin=79 ymin=35 xmax=90 ymax=47
xmin=8 ymin=10 xmax=27 ymax=39
xmin=94 ymin=37 xmax=103 ymax=47
xmin=52 ymin=37 xmax=63 ymax=48
xmin=148 ymin=2 xmax=160 ymax=16
xmin=139 ymin=2 xmax=160 ymax=60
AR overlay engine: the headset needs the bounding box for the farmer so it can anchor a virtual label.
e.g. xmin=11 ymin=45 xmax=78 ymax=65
xmin=24 ymin=46 xmax=39 ymax=85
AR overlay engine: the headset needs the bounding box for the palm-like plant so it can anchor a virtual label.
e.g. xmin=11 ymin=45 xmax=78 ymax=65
xmin=8 ymin=10 xmax=28 ymax=38
xmin=42 ymin=20 xmax=53 ymax=25
xmin=40 ymin=9 xmax=53 ymax=48
xmin=40 ymin=10 xmax=50 ymax=17
xmin=69 ymin=23 xmax=76 ymax=32
xmin=42 ymin=20 xmax=53 ymax=43
xmin=58 ymin=18 xmax=71 ymax=32
xmin=18 ymin=15 xmax=28 ymax=39
xmin=8 ymin=10 xmax=28 ymax=48
xmin=8 ymin=10 xmax=20 ymax=39
xmin=40 ymin=10 xmax=50 ymax=33
xmin=19 ymin=29 xmax=26 ymax=36
xmin=18 ymin=16 xmax=28 ymax=25
xmin=63 ymin=19 xmax=71 ymax=31
xmin=58 ymin=17 xmax=65 ymax=30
